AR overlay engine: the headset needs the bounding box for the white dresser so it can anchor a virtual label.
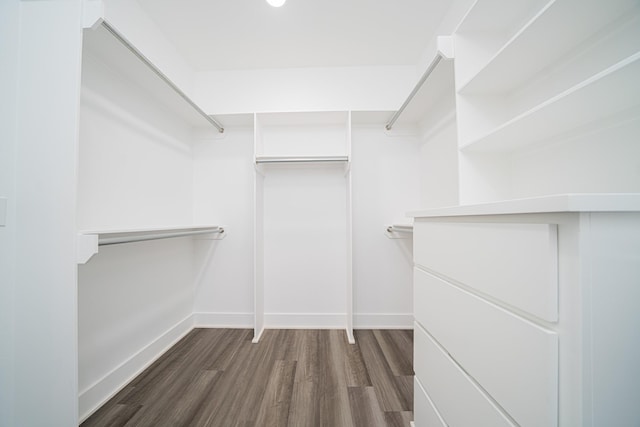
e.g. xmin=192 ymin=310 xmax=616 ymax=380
xmin=409 ymin=194 xmax=640 ymax=427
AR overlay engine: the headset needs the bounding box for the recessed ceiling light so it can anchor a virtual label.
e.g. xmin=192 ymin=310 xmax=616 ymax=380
xmin=266 ymin=0 xmax=286 ymax=7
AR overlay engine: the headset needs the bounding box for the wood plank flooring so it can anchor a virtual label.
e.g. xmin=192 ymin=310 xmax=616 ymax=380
xmin=82 ymin=328 xmax=413 ymax=427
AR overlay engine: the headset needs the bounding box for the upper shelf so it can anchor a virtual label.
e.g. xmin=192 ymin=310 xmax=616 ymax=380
xmin=457 ymin=0 xmax=637 ymax=95
xmin=82 ymin=21 xmax=223 ymax=132
xmin=256 ymin=111 xmax=350 ymax=127
xmin=460 ymin=52 xmax=640 ymax=152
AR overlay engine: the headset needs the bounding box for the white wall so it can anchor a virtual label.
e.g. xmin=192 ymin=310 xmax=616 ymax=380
xmin=263 ymin=165 xmax=348 ymax=327
xmin=13 ymin=1 xmax=83 ymax=425
xmin=191 ymin=123 xmax=420 ymax=329
xmin=78 ymin=239 xmax=196 ymax=420
xmin=511 ymin=117 xmax=640 ymax=199
xmin=419 ymin=120 xmax=460 ymax=208
xmin=77 ymin=26 xmax=200 ymax=420
xmin=102 ymin=0 xmax=195 ymax=96
xmin=351 ymin=126 xmax=421 ymax=327
xmin=77 ymin=52 xmax=194 ymax=230
xmin=195 ymin=66 xmax=418 ymax=114
xmin=192 ymin=128 xmax=256 ymax=325
xmin=0 ymin=0 xmax=19 ymax=424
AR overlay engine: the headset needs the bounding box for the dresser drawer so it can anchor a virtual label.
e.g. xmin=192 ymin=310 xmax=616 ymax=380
xmin=414 ymin=267 xmax=558 ymax=427
xmin=414 ymin=220 xmax=558 ymax=322
xmin=414 ymin=322 xmax=515 ymax=427
xmin=414 ymin=377 xmax=446 ymax=427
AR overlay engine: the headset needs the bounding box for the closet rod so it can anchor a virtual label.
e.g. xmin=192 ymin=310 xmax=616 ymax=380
xmin=99 ymin=227 xmax=224 ymax=246
xmin=100 ymin=20 xmax=225 ymax=133
xmin=385 ymin=53 xmax=444 ymax=131
xmin=386 ymin=225 xmax=413 ymax=233
xmin=256 ymin=156 xmax=349 ymax=164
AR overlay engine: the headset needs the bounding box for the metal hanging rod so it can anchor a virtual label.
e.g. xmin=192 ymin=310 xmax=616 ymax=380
xmin=98 ymin=227 xmax=224 ymax=246
xmin=385 ymin=53 xmax=444 ymax=131
xmin=100 ymin=20 xmax=224 ymax=133
xmin=386 ymin=225 xmax=414 ymax=233
xmin=255 ymin=155 xmax=349 ymax=164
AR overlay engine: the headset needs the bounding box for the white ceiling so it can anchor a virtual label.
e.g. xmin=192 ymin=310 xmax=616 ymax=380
xmin=135 ymin=0 xmax=451 ymax=72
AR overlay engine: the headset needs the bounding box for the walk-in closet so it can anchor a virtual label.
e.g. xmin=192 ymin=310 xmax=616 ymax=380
xmin=2 ymin=0 xmax=639 ymax=426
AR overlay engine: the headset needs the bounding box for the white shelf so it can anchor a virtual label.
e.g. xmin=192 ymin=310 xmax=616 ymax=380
xmin=255 ymin=155 xmax=349 ymax=164
xmin=77 ymin=225 xmax=224 ymax=264
xmin=256 ymin=111 xmax=349 ymax=126
xmin=456 ymin=0 xmax=549 ymax=34
xmin=454 ymin=0 xmax=551 ymax=87
xmin=460 ymin=52 xmax=640 ymax=152
xmin=408 ymin=193 xmax=640 ymax=218
xmin=457 ymin=0 xmax=635 ymax=94
xmin=83 ymin=22 xmax=222 ymax=131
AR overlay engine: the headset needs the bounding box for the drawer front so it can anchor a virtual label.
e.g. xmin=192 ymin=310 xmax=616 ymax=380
xmin=414 ymin=377 xmax=446 ymax=427
xmin=414 ymin=322 xmax=515 ymax=427
xmin=414 ymin=221 xmax=558 ymax=322
xmin=414 ymin=267 xmax=558 ymax=427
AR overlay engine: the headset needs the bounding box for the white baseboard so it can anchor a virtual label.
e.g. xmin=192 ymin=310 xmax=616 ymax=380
xmin=78 ymin=314 xmax=195 ymax=423
xmin=192 ymin=312 xmax=414 ymax=330
xmin=354 ymin=313 xmax=413 ymax=329
xmin=193 ymin=312 xmax=253 ymax=328
xmin=264 ymin=313 xmax=346 ymax=329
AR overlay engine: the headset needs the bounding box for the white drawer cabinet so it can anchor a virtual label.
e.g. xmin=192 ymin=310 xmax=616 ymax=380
xmin=414 ymin=377 xmax=447 ymax=427
xmin=414 ymin=322 xmax=515 ymax=427
xmin=414 ymin=221 xmax=558 ymax=322
xmin=410 ymin=203 xmax=640 ymax=427
xmin=414 ymin=267 xmax=558 ymax=427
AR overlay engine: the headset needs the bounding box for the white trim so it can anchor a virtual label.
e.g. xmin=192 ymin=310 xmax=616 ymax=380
xmin=78 ymin=315 xmax=194 ymax=423
xmin=193 ymin=312 xmax=253 ymax=328
xmin=354 ymin=313 xmax=414 ymax=329
xmin=264 ymin=313 xmax=347 ymax=329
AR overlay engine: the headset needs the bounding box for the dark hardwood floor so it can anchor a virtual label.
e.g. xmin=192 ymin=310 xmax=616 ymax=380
xmin=82 ymin=328 xmax=414 ymax=427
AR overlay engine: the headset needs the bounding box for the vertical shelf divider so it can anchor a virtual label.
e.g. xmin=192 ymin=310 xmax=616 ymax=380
xmin=253 ymin=112 xmax=265 ymax=343
xmin=346 ymin=111 xmax=355 ymax=344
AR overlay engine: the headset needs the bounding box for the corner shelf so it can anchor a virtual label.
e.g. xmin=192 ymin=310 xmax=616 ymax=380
xmin=77 ymin=225 xmax=225 ymax=264
xmin=83 ymin=21 xmax=223 ymax=131
xmin=460 ymin=52 xmax=640 ymax=152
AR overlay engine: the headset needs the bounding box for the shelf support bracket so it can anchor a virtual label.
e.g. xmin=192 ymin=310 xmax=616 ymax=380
xmin=77 ymin=233 xmax=99 ymax=264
